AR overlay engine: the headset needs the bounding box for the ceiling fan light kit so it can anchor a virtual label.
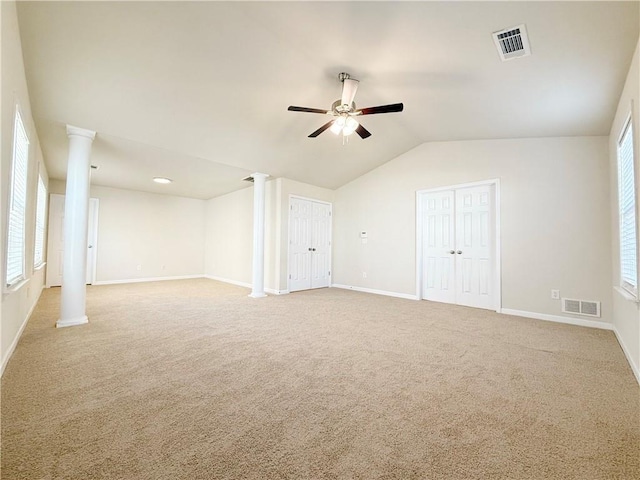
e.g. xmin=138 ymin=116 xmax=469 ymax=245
xmin=288 ymin=72 xmax=403 ymax=140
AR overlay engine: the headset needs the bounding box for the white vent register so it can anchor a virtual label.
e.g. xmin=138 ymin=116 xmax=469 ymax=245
xmin=562 ymin=298 xmax=601 ymax=318
xmin=493 ymin=24 xmax=531 ymax=61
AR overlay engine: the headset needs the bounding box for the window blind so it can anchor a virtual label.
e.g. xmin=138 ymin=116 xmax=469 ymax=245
xmin=617 ymin=118 xmax=637 ymax=294
xmin=6 ymin=110 xmax=29 ymax=287
xmin=34 ymin=175 xmax=47 ymax=268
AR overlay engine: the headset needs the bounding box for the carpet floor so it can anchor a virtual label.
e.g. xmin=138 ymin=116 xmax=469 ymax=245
xmin=1 ymin=279 xmax=639 ymax=479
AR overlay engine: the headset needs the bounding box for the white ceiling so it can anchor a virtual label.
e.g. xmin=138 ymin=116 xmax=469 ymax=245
xmin=16 ymin=1 xmax=640 ymax=199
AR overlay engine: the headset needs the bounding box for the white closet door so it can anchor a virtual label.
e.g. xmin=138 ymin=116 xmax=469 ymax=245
xmin=455 ymin=185 xmax=493 ymax=309
xmin=288 ymin=197 xmax=332 ymax=292
xmin=311 ymin=202 xmax=331 ymax=289
xmin=289 ymin=198 xmax=313 ymax=292
xmin=421 ymin=190 xmax=456 ymax=303
xmin=46 ymin=194 xmax=99 ymax=287
xmin=420 ymin=184 xmax=495 ymax=310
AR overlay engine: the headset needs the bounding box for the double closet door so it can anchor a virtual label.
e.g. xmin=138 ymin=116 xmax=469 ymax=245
xmin=288 ymin=197 xmax=332 ymax=292
xmin=421 ymin=184 xmax=495 ymax=310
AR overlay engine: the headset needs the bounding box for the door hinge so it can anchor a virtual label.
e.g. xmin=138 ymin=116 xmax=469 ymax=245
xmin=328 ymin=271 xmax=331 ymax=276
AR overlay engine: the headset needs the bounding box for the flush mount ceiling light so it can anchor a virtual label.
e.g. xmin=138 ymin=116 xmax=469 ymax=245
xmin=153 ymin=177 xmax=172 ymax=184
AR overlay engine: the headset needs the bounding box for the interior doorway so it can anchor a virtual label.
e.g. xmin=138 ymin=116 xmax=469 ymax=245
xmin=46 ymin=194 xmax=99 ymax=287
xmin=416 ymin=179 xmax=501 ymax=311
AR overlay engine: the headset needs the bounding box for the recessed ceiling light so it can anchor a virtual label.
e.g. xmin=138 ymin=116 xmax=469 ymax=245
xmin=153 ymin=177 xmax=172 ymax=184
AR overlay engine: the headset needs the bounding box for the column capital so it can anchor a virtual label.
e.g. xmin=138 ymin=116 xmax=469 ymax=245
xmin=66 ymin=125 xmax=96 ymax=140
xmin=250 ymin=172 xmax=269 ymax=181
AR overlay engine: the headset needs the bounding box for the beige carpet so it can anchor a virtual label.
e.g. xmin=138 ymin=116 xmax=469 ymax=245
xmin=1 ymin=279 xmax=638 ymax=479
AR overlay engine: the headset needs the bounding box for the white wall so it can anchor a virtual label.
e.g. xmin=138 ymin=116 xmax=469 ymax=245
xmin=1 ymin=0 xmax=49 ymax=372
xmin=609 ymin=38 xmax=640 ymax=381
xmin=49 ymin=180 xmax=205 ymax=283
xmin=333 ymin=136 xmax=612 ymax=323
xmin=204 ymin=184 xmax=257 ymax=288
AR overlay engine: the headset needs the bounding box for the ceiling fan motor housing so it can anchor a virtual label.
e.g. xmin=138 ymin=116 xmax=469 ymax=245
xmin=331 ymin=100 xmax=356 ymax=114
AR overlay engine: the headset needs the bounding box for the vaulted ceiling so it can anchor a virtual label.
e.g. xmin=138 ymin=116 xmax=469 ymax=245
xmin=16 ymin=1 xmax=640 ymax=199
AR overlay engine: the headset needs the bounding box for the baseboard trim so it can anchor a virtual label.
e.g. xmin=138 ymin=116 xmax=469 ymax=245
xmin=612 ymin=326 xmax=640 ymax=385
xmin=204 ymin=275 xmax=252 ymax=289
xmin=331 ymin=284 xmax=419 ymax=301
xmin=203 ymin=275 xmax=288 ymax=295
xmin=1 ymin=285 xmax=44 ymax=377
xmin=93 ymin=274 xmax=205 ymax=286
xmin=501 ymin=308 xmax=614 ymax=330
xmin=266 ymin=288 xmax=289 ymax=295
xmin=56 ymin=316 xmax=89 ymax=328
xmin=497 ymin=309 xmax=639 ymax=384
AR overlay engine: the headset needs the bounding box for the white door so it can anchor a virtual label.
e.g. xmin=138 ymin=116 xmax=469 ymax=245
xmin=46 ymin=194 xmax=99 ymax=287
xmin=420 ymin=184 xmax=495 ymax=310
xmin=289 ymin=198 xmax=313 ymax=292
xmin=311 ymin=201 xmax=331 ymax=289
xmin=455 ymin=186 xmax=493 ymax=309
xmin=422 ymin=190 xmax=456 ymax=304
xmin=288 ymin=197 xmax=332 ymax=292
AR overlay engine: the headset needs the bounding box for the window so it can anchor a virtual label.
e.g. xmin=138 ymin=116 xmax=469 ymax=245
xmin=34 ymin=174 xmax=47 ymax=268
xmin=6 ymin=109 xmax=29 ymax=287
xmin=617 ymin=115 xmax=637 ymax=297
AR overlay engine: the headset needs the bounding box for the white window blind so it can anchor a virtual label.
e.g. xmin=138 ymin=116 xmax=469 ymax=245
xmin=34 ymin=175 xmax=47 ymax=268
xmin=617 ymin=117 xmax=637 ymax=296
xmin=6 ymin=110 xmax=29 ymax=287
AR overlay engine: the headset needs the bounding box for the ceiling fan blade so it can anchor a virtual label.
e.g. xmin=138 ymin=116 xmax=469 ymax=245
xmin=341 ymin=78 xmax=359 ymax=107
xmin=355 ymin=124 xmax=372 ymax=139
xmin=288 ymin=106 xmax=330 ymax=114
xmin=308 ymin=120 xmax=335 ymax=138
xmin=356 ymin=103 xmax=404 ymax=116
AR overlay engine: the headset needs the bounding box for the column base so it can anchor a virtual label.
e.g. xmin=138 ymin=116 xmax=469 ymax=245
xmin=249 ymin=292 xmax=267 ymax=298
xmin=56 ymin=315 xmax=89 ymax=328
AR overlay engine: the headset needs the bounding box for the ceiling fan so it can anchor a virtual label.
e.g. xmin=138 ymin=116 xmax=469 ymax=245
xmin=288 ymin=73 xmax=403 ymax=139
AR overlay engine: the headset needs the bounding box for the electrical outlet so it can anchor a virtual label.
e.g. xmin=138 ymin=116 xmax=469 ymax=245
xmin=136 ymin=264 xmax=142 ymax=271
xmin=161 ymin=265 xmax=166 ymax=270
xmin=362 ymin=272 xmax=367 ymax=278
xmin=551 ymin=289 xmax=560 ymax=300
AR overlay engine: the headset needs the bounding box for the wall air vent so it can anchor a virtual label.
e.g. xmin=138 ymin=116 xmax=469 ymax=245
xmin=492 ymin=24 xmax=531 ymax=62
xmin=562 ymin=298 xmax=601 ymax=318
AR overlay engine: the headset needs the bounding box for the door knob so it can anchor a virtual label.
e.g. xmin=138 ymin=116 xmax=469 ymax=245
xmin=456 ymin=250 xmax=462 ymax=254
xmin=308 ymin=247 xmax=312 ymax=251
xmin=448 ymin=250 xmax=455 ymax=254
xmin=88 ymin=245 xmax=93 ymax=249
xmin=312 ymin=248 xmax=316 ymax=251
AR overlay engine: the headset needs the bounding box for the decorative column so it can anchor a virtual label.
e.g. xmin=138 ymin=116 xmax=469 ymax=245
xmin=249 ymin=172 xmax=269 ymax=298
xmin=57 ymin=125 xmax=96 ymax=328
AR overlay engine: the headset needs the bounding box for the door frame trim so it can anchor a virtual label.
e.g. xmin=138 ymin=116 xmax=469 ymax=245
xmin=415 ymin=179 xmax=501 ymax=312
xmin=87 ymin=198 xmax=100 ymax=285
xmin=287 ymin=195 xmax=333 ymax=293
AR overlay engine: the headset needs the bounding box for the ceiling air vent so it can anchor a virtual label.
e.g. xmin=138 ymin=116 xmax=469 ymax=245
xmin=492 ymin=24 xmax=531 ymax=62
xmin=562 ymin=298 xmax=601 ymax=318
